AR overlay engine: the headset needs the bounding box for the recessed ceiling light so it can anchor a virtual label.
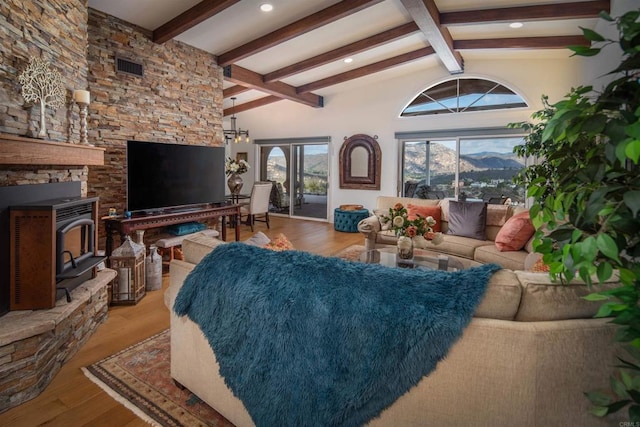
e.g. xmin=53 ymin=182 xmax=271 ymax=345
xmin=260 ymin=3 xmax=273 ymax=12
xmin=343 ymin=58 xmax=353 ymax=64
xmin=509 ymin=22 xmax=524 ymax=29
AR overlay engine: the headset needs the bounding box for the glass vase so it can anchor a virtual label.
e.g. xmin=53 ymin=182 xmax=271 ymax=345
xmin=397 ymin=236 xmax=414 ymax=260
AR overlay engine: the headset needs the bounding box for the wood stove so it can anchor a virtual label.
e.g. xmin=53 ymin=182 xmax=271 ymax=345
xmin=9 ymin=196 xmax=106 ymax=310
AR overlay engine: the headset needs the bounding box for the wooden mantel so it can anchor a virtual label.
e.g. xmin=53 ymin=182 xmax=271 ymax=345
xmin=0 ymin=133 xmax=104 ymax=166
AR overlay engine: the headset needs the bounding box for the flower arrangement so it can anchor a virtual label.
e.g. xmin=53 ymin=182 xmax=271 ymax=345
xmin=381 ymin=203 xmax=444 ymax=248
xmin=225 ymin=157 xmax=250 ymax=176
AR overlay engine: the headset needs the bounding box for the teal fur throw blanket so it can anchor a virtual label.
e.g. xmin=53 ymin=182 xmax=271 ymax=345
xmin=174 ymin=243 xmax=500 ymax=427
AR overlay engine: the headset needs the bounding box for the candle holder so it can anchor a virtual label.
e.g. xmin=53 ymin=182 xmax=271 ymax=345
xmin=77 ymin=101 xmax=89 ymax=145
xmin=73 ymin=89 xmax=91 ymax=145
xmin=109 ymin=236 xmax=146 ymax=305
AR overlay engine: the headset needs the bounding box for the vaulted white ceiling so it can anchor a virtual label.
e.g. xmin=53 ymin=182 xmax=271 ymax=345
xmin=88 ymin=0 xmax=607 ymax=113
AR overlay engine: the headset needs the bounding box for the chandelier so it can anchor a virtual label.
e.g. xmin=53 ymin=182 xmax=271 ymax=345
xmin=224 ymin=97 xmax=250 ymax=144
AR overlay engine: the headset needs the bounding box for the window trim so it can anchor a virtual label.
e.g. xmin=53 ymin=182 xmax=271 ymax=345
xmin=400 ymin=77 xmax=529 ymax=118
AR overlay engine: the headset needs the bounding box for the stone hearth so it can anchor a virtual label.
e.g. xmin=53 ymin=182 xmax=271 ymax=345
xmin=0 ymin=268 xmax=115 ymax=412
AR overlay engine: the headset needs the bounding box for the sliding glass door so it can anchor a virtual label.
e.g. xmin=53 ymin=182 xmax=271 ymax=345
xmin=291 ymin=143 xmax=328 ymax=219
xmin=258 ymin=140 xmax=328 ymax=220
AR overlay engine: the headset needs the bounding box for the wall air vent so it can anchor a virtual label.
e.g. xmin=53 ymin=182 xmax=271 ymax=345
xmin=116 ymin=56 xmax=144 ymax=77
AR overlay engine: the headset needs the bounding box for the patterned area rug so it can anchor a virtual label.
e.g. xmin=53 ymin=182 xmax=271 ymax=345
xmin=83 ymin=330 xmax=232 ymax=427
xmin=332 ymin=244 xmax=365 ymax=261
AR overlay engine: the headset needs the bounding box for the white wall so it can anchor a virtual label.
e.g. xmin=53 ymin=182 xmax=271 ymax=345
xmin=583 ymin=0 xmax=637 ymax=91
xmin=228 ymin=49 xmax=600 ymax=221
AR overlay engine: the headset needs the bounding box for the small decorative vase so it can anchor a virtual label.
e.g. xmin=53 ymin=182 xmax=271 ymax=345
xmin=135 ymin=229 xmax=145 ymax=245
xmin=145 ymin=245 xmax=162 ymax=291
xmin=227 ymin=173 xmax=243 ymax=195
xmin=397 ymin=236 xmax=414 ymax=260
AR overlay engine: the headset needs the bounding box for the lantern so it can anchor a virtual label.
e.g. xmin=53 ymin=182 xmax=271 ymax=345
xmin=109 ymin=236 xmax=146 ymax=305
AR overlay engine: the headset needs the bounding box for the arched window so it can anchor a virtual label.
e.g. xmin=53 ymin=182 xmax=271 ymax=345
xmin=401 ymin=78 xmax=527 ymax=116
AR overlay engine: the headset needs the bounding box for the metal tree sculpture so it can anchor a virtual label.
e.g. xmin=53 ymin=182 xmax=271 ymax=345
xmin=18 ymin=57 xmax=65 ymax=138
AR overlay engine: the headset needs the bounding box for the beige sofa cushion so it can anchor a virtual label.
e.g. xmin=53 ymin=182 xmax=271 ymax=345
xmin=474 ymin=244 xmax=527 ymax=271
xmin=377 ymin=230 xmax=400 ymax=245
xmin=474 ymin=269 xmax=522 ymax=320
xmin=514 ymin=271 xmax=620 ymax=321
xmin=428 ymin=234 xmax=493 ymax=259
xmin=439 ymin=199 xmax=513 ymax=241
xmin=182 ymin=232 xmax=226 ymax=264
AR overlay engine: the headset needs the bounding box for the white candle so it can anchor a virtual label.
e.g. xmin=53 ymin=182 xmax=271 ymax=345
xmin=118 ymin=268 xmax=131 ymax=300
xmin=73 ymin=89 xmax=90 ymax=104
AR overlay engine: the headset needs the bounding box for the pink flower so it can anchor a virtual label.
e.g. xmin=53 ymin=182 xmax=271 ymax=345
xmin=405 ymin=226 xmax=417 ymax=237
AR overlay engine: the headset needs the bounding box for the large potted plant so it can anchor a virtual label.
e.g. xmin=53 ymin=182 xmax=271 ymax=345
xmin=511 ymin=9 xmax=640 ymax=420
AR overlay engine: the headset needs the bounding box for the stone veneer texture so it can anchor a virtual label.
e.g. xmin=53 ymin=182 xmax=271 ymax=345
xmin=0 ymin=0 xmax=91 ymax=194
xmin=0 ymin=3 xmax=224 ymax=246
xmin=87 ymin=9 xmax=224 ymax=247
xmin=0 ymin=269 xmax=115 ymax=412
xmin=0 ymin=0 xmax=223 ymax=411
xmin=0 ymin=0 xmax=88 ymax=142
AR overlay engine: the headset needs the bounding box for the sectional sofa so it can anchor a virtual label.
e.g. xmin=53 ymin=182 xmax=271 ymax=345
xmin=358 ymin=196 xmax=537 ymax=270
xmin=165 ymin=231 xmax=623 ymax=426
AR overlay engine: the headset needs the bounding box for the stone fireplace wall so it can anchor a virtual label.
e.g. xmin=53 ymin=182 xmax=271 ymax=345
xmin=1 ymin=1 xmax=224 ymax=249
xmin=87 ymin=9 xmax=224 ymax=248
xmin=0 ymin=0 xmax=89 ymax=142
xmin=0 ymin=1 xmax=224 ymax=410
xmin=0 ymin=0 xmax=91 ymax=193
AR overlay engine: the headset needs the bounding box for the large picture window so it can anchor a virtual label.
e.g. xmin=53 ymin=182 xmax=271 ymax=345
xmin=397 ymin=129 xmax=528 ymax=205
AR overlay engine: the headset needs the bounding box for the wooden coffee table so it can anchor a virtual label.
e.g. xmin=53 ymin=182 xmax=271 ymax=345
xmin=359 ymin=247 xmax=464 ymax=271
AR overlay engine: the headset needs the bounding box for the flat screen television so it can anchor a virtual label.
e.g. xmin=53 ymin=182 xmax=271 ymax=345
xmin=126 ymin=140 xmax=226 ymax=213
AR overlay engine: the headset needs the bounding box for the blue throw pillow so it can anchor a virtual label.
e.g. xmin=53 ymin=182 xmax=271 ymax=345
xmin=167 ymin=222 xmax=206 ymax=236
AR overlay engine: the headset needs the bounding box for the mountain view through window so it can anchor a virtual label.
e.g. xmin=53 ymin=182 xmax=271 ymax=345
xmin=402 ymin=137 xmax=526 ymax=205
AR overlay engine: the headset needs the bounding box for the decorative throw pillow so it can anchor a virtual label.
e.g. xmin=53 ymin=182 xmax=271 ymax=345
xmin=264 ymin=233 xmax=294 ymax=251
xmin=494 ymin=211 xmax=535 ymax=252
xmin=166 ymin=221 xmax=206 ymax=236
xmin=447 ymin=201 xmax=487 ymax=240
xmin=406 ymin=204 xmax=442 ymax=232
xmin=530 ymin=258 xmax=550 ymax=272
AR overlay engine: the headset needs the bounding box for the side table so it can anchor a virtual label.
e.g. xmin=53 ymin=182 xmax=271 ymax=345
xmin=334 ymin=207 xmax=369 ymax=233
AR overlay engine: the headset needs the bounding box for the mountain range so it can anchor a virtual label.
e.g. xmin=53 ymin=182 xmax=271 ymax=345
xmin=404 ymin=143 xmax=524 ymax=177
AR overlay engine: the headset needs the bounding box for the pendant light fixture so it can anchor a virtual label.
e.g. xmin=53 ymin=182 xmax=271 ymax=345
xmin=224 ymin=97 xmax=250 ymax=144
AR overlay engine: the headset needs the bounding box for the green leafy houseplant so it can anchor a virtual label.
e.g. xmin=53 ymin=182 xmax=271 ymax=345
xmin=510 ymin=10 xmax=640 ymax=420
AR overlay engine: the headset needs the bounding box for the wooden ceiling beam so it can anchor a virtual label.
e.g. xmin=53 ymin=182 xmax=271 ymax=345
xmin=297 ymin=46 xmax=435 ymax=94
xmin=223 ymin=85 xmax=250 ymax=98
xmin=263 ymin=22 xmax=420 ymax=83
xmin=400 ymin=0 xmax=463 ymax=74
xmin=217 ymin=0 xmax=384 ymax=66
xmin=153 ymin=0 xmax=240 ymax=44
xmin=454 ymin=35 xmax=590 ymax=50
xmin=223 ymin=64 xmax=323 ymax=107
xmin=440 ymin=0 xmax=610 ymax=26
xmin=223 ymin=96 xmax=283 ymax=116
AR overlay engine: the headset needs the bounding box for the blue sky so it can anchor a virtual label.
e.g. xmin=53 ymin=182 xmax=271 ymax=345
xmin=269 ymin=144 xmax=328 ymax=157
xmin=421 ymin=137 xmax=523 ymax=155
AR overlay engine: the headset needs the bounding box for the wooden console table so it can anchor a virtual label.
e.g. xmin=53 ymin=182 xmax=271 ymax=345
xmin=104 ymin=204 xmax=241 ymax=256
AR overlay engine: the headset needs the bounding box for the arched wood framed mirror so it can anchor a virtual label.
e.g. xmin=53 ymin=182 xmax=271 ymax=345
xmin=339 ymin=134 xmax=381 ymax=190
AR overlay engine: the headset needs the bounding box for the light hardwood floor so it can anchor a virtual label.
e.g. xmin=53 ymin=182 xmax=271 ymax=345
xmin=0 ymin=216 xmax=364 ymax=427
